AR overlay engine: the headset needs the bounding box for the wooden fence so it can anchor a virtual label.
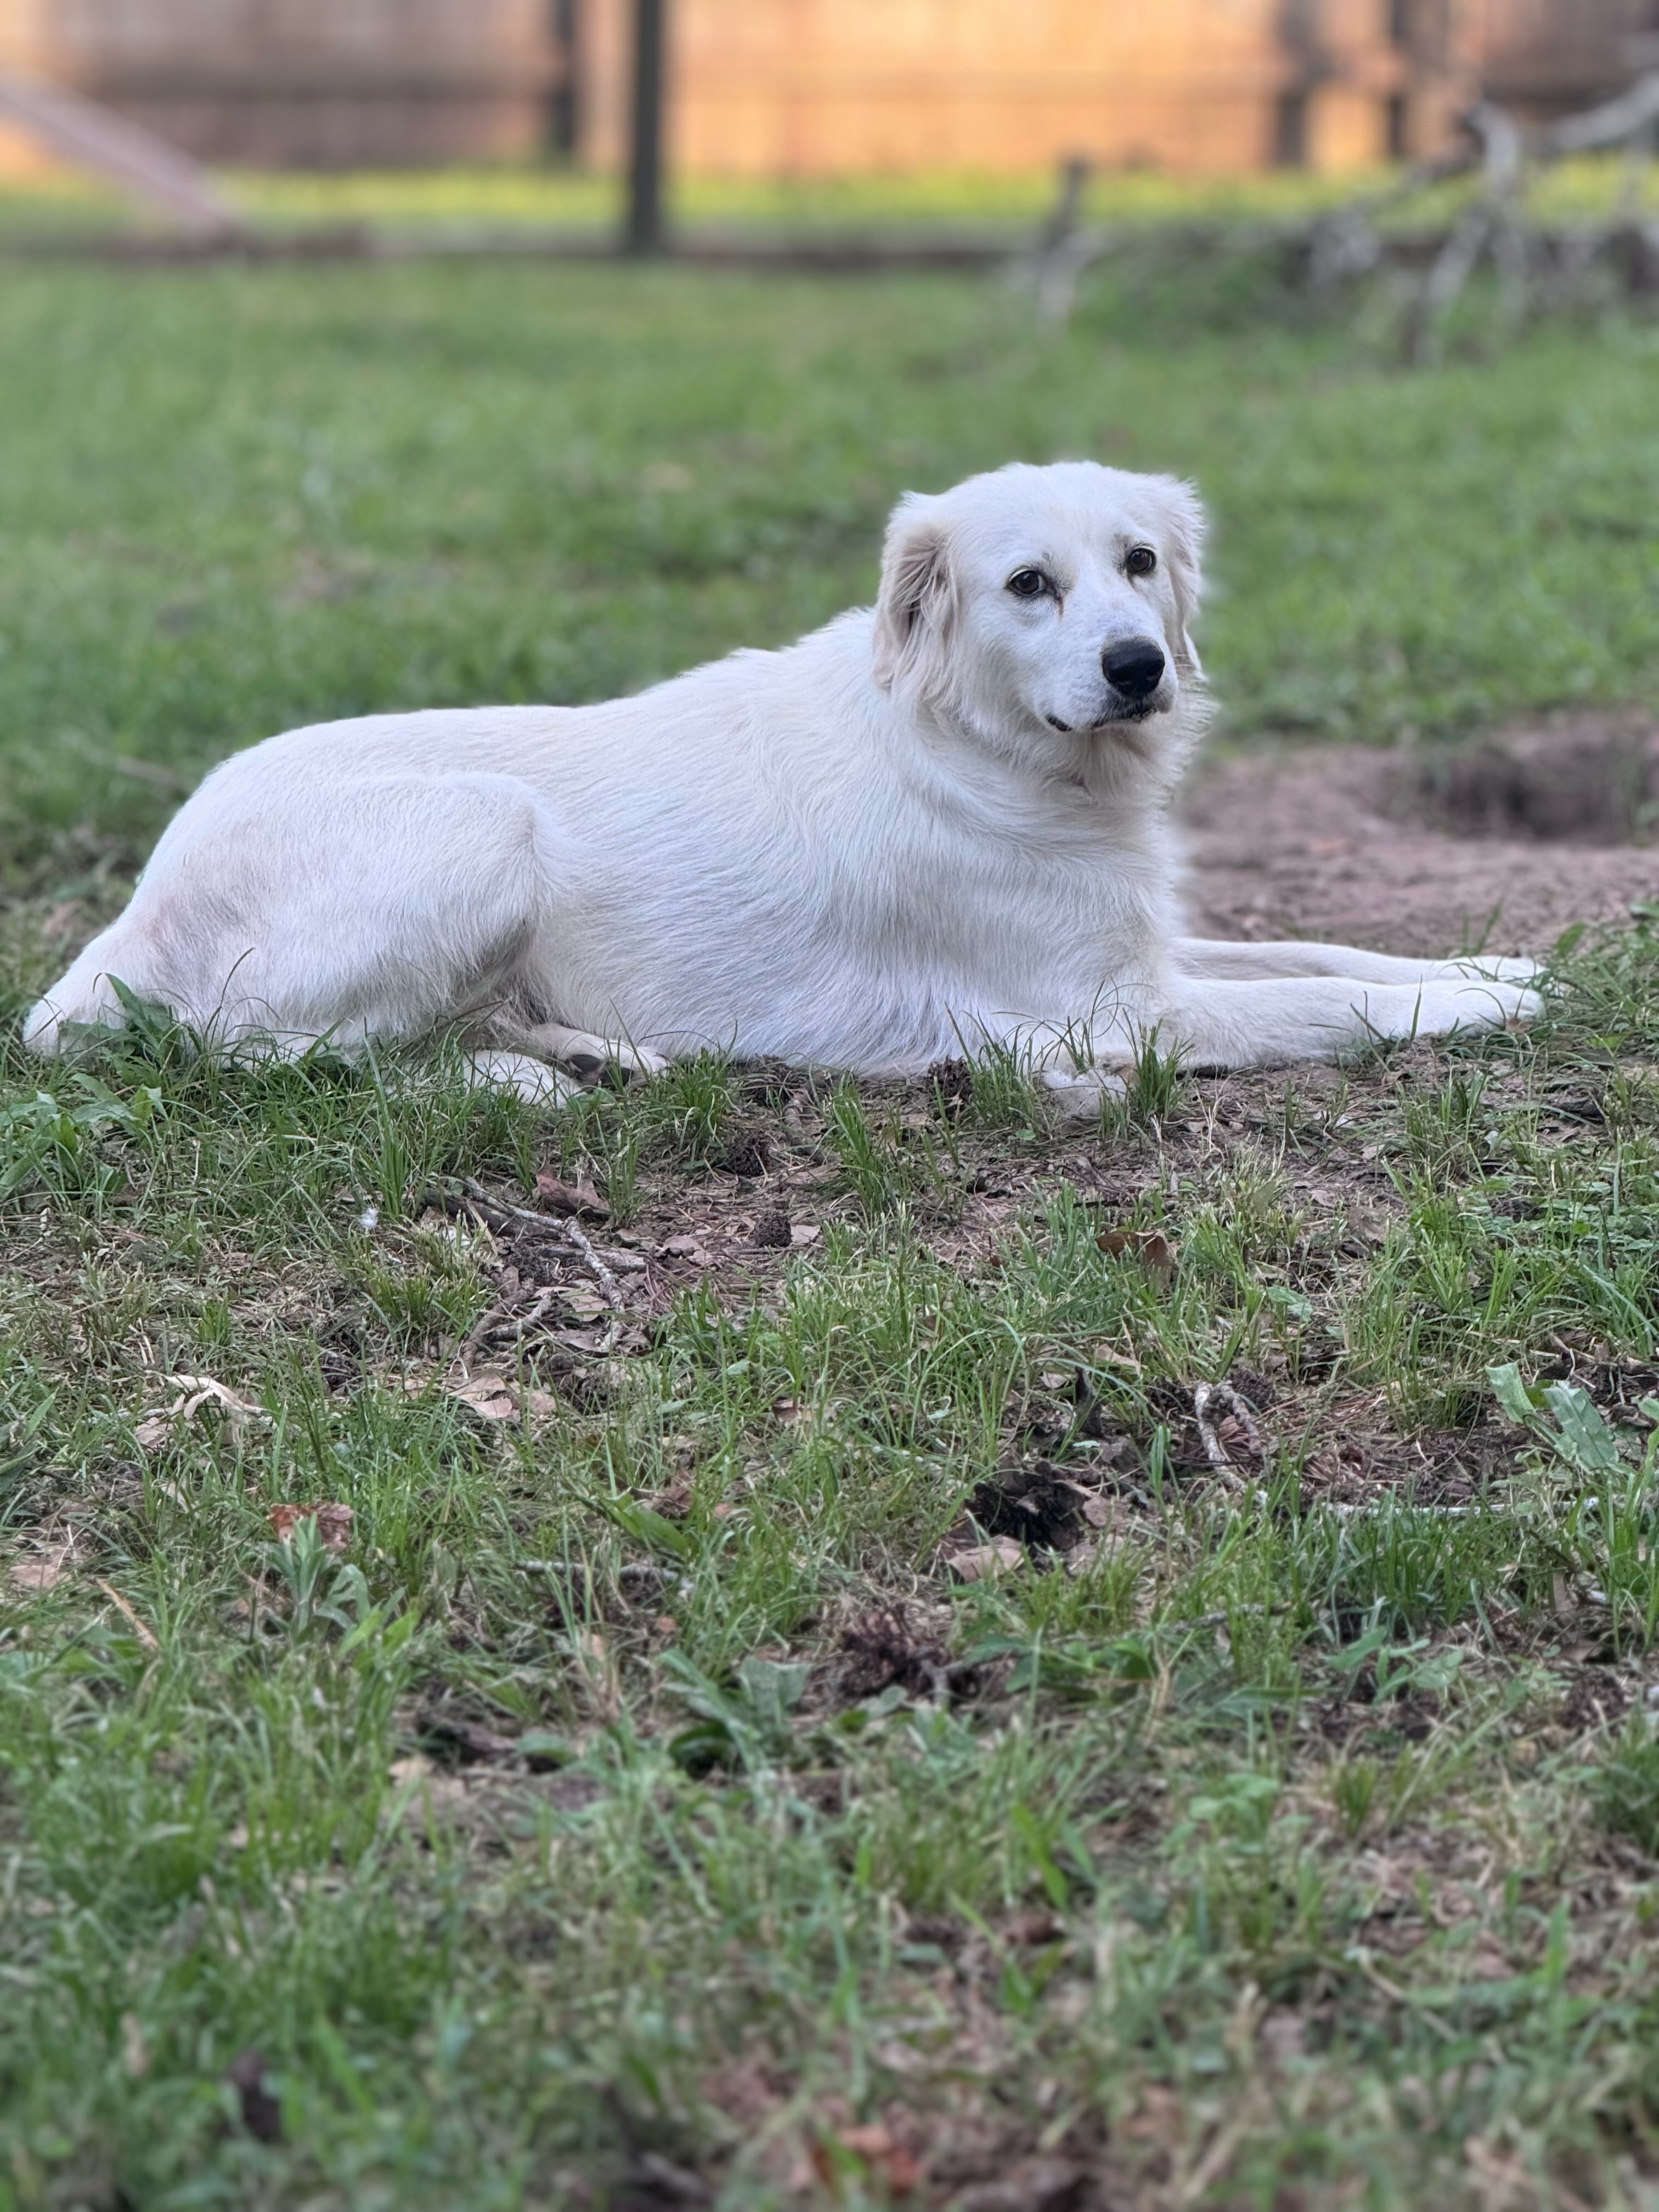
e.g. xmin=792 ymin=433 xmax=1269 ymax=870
xmin=2 ymin=0 xmax=1652 ymax=178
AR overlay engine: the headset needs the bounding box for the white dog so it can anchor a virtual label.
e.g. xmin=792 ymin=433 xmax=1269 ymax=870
xmin=25 ymin=461 xmax=1538 ymax=1103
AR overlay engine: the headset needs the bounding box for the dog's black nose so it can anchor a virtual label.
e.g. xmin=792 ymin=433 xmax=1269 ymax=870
xmin=1102 ymin=639 xmax=1166 ymax=699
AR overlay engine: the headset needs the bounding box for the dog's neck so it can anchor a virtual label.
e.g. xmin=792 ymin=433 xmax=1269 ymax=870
xmin=909 ymin=682 xmax=1207 ymax=826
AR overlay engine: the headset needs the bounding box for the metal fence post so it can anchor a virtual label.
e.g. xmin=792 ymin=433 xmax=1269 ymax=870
xmin=626 ymin=0 xmax=666 ymax=255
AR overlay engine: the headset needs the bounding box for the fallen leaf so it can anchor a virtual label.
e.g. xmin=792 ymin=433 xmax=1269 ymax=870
xmin=945 ymin=1537 xmax=1024 ymax=1582
xmin=1259 ymin=2010 xmax=1307 ymax=2063
xmin=560 ymin=1285 xmax=612 ymax=1323
xmin=789 ymin=1222 xmax=821 ymax=1247
xmin=1097 ymin=1227 xmax=1177 ymax=1287
xmin=659 ymin=1235 xmax=713 ymax=1265
xmin=954 ymin=2157 xmax=1087 ymax=2212
xmin=811 ymin=2124 xmax=924 ymax=2199
xmin=640 ymin=1477 xmax=693 ymax=1520
xmin=267 ymin=1501 xmax=353 ymax=1553
xmin=448 ymin=1372 xmax=519 ymax=1420
xmin=1003 ymin=1908 xmax=1065 ymax=1945
xmin=9 ymin=1552 xmax=68 ymax=1592
xmin=1193 ymin=1381 xmax=1266 ymax=1485
xmin=531 ymin=1172 xmax=608 ymax=1220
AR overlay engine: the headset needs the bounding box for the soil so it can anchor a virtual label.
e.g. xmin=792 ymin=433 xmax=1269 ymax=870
xmin=1181 ymin=713 xmax=1659 ymax=956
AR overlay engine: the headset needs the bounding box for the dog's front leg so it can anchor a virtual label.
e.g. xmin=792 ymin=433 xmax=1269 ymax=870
xmin=1159 ymin=972 xmax=1541 ymax=1070
xmin=1175 ymin=939 xmax=1542 ymax=987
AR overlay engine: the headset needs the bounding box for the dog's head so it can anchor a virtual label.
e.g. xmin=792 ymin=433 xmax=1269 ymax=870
xmin=871 ymin=461 xmax=1206 ymax=781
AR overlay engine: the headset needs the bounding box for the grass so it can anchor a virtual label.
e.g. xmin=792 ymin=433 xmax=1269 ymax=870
xmin=0 ymin=250 xmax=1656 ymax=877
xmin=5 ymin=154 xmax=1654 ymax=242
xmin=1 ymin=244 xmax=1658 ymax=2208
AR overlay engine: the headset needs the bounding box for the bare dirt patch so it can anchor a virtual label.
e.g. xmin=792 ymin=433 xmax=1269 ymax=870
xmin=1182 ymin=715 xmax=1659 ymax=956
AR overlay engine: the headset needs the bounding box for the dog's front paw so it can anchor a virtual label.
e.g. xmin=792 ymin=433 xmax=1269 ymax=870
xmin=1418 ymin=979 xmax=1543 ymax=1036
xmin=1040 ymin=1065 xmax=1128 ymax=1121
xmin=1438 ymin=955 xmax=1546 ymax=988
xmin=465 ymin=1051 xmax=579 ymax=1107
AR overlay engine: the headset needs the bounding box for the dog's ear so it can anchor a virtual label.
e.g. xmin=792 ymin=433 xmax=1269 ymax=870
xmin=872 ymin=497 xmax=957 ymax=697
xmin=1156 ymin=478 xmax=1206 ymax=677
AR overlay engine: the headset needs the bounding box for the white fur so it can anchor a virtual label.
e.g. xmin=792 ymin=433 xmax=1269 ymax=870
xmin=24 ymin=461 xmax=1540 ymax=1099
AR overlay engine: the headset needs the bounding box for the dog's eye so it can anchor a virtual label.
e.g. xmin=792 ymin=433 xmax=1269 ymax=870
xmin=1007 ymin=568 xmax=1049 ymax=600
xmin=1125 ymin=546 xmax=1157 ymax=578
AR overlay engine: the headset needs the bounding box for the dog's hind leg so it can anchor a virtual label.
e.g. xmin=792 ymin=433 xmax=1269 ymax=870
xmin=24 ymin=772 xmax=556 ymax=1065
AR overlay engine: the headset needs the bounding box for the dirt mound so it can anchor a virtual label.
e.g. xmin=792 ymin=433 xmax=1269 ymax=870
xmin=1182 ymin=714 xmax=1658 ymax=956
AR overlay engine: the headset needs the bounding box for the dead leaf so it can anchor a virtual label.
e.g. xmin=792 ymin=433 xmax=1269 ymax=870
xmin=1258 ymin=2010 xmax=1306 ymax=2063
xmin=945 ymin=1537 xmax=1024 ymax=1583
xmin=559 ymin=1285 xmax=612 ymax=1323
xmin=659 ymin=1235 xmax=713 ymax=1266
xmin=1003 ymin=1909 xmax=1065 ymax=1945
xmin=1193 ymin=1381 xmax=1265 ymax=1485
xmin=954 ymin=2158 xmax=1087 ymax=2212
xmin=1097 ymin=1226 xmax=1177 ymax=1288
xmin=9 ymin=1550 xmax=69 ymax=1592
xmin=531 ymin=1172 xmax=608 ymax=1220
xmin=640 ymin=1477 xmax=693 ymax=1519
xmin=267 ymin=1502 xmax=353 ymax=1553
xmin=811 ymin=2124 xmax=924 ymax=2199
xmin=134 ymin=1372 xmax=268 ymax=1451
xmin=441 ymin=1372 xmax=555 ymax=1424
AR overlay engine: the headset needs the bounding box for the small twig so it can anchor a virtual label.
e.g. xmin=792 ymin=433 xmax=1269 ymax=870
xmin=95 ymin=1577 xmax=159 ymax=1651
xmin=1542 ymin=69 xmax=1659 ymax=159
xmin=559 ymin=1218 xmax=625 ymax=1353
xmin=1153 ymin=1602 xmax=1282 ymax=1635
xmin=458 ymin=1175 xmax=562 ymax=1228
xmin=456 ymin=1286 xmax=558 ymax=1373
xmin=459 ymin=1178 xmax=625 ymax=1355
